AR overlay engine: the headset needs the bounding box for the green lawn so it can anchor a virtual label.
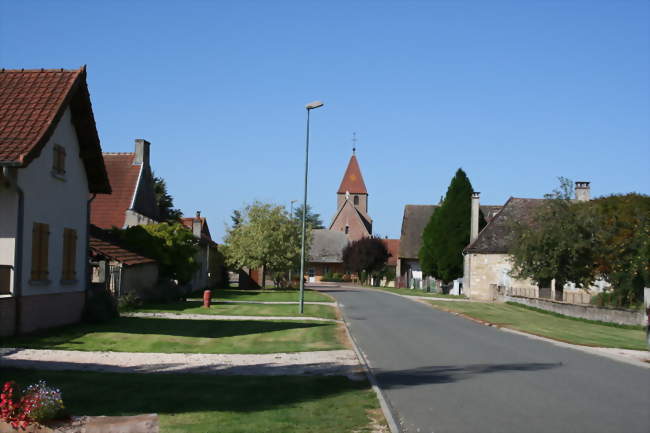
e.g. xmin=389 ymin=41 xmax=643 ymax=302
xmin=203 ymin=289 xmax=333 ymax=303
xmin=428 ymin=300 xmax=647 ymax=350
xmin=0 ymin=368 xmax=385 ymax=433
xmin=0 ymin=317 xmax=346 ymax=354
xmin=138 ymin=301 xmax=338 ymax=320
xmin=373 ymin=286 xmax=468 ymax=299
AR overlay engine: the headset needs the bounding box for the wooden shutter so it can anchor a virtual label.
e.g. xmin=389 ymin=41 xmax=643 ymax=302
xmin=31 ymin=223 xmax=49 ymax=281
xmin=62 ymin=228 xmax=77 ymax=280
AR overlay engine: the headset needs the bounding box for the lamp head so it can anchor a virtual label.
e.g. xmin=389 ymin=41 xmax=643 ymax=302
xmin=305 ymin=101 xmax=324 ymax=110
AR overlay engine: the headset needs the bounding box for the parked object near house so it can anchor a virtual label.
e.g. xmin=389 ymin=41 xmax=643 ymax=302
xmin=0 ymin=68 xmax=111 ymax=336
xmin=90 ymin=139 xmax=158 ymax=229
xmin=89 ymin=224 xmax=158 ymax=298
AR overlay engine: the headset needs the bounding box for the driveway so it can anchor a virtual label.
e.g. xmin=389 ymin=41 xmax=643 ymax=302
xmin=317 ymin=285 xmax=650 ymax=433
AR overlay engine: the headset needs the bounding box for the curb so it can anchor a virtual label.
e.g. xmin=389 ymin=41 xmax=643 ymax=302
xmin=336 ymin=299 xmax=402 ymax=433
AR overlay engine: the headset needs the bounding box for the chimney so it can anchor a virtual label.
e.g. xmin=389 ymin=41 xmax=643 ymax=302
xmin=471 ymin=192 xmax=480 ymax=242
xmin=193 ymin=211 xmax=202 ymax=238
xmin=575 ymin=181 xmax=591 ymax=202
xmin=133 ymin=139 xmax=150 ymax=166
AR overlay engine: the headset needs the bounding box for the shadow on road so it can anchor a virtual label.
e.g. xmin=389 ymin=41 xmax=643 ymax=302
xmin=374 ymin=362 xmax=562 ymax=389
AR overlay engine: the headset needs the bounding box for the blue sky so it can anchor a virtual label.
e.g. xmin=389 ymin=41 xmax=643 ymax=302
xmin=2 ymin=1 xmax=648 ymax=240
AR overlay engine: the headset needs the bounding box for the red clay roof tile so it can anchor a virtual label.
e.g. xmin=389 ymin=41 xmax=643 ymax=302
xmin=337 ymin=154 xmax=368 ymax=194
xmin=90 ymin=153 xmax=140 ymax=229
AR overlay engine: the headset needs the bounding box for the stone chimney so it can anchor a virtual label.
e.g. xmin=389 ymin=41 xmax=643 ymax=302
xmin=575 ymin=181 xmax=591 ymax=202
xmin=471 ymin=192 xmax=480 ymax=242
xmin=133 ymin=139 xmax=150 ymax=166
xmin=193 ymin=211 xmax=202 ymax=238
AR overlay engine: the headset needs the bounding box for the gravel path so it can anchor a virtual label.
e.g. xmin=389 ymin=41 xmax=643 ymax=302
xmin=123 ymin=312 xmax=341 ymax=322
xmin=0 ymin=347 xmax=363 ymax=377
xmin=187 ymin=299 xmax=337 ymax=306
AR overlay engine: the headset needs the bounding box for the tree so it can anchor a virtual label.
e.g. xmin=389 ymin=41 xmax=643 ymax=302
xmin=223 ymin=202 xmax=306 ymax=287
xmin=419 ymin=168 xmax=484 ymax=283
xmin=342 ymin=237 xmax=389 ymax=284
xmin=112 ymin=222 xmax=199 ymax=284
xmin=293 ymin=204 xmax=324 ymax=229
xmin=153 ymin=175 xmax=182 ymax=222
xmin=509 ymin=179 xmax=599 ymax=299
xmin=230 ymin=209 xmax=243 ymax=228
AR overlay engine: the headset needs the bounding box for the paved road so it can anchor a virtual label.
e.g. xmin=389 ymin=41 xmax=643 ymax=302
xmin=318 ymin=285 xmax=650 ymax=433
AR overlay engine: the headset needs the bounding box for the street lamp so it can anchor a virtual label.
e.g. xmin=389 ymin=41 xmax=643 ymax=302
xmin=299 ymin=100 xmax=324 ymax=314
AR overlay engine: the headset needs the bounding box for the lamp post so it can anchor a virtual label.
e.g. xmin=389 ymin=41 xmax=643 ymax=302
xmin=299 ymin=100 xmax=324 ymax=314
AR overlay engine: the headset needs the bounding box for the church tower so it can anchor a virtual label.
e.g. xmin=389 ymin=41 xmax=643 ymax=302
xmin=329 ymin=149 xmax=372 ymax=240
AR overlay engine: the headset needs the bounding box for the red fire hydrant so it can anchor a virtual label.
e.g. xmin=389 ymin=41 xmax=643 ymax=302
xmin=203 ymin=290 xmax=212 ymax=308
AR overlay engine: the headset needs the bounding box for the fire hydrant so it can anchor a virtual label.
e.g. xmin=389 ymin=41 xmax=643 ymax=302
xmin=203 ymin=289 xmax=212 ymax=308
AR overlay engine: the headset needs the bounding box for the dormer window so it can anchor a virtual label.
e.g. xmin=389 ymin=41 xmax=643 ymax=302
xmin=53 ymin=145 xmax=66 ymax=176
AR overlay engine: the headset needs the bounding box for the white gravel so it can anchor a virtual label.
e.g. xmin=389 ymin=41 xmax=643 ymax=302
xmin=122 ymin=312 xmax=340 ymax=322
xmin=0 ymin=347 xmax=363 ymax=377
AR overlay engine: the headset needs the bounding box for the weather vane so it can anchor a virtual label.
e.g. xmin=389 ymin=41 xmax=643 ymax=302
xmin=352 ymin=132 xmax=357 ymax=154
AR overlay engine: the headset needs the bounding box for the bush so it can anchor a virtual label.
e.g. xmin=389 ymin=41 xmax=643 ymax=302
xmin=0 ymin=381 xmax=65 ymax=429
xmin=321 ymin=272 xmax=344 ymax=282
xmin=117 ymin=292 xmax=142 ymax=311
xmin=591 ymin=291 xmax=643 ymax=310
xmin=83 ymin=286 xmax=118 ymax=323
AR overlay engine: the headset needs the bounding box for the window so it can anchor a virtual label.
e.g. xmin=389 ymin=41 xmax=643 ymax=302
xmin=31 ymin=223 xmax=50 ymax=281
xmin=308 ymin=268 xmax=315 ymax=277
xmin=354 ymin=195 xmax=359 ymax=206
xmin=62 ymin=228 xmax=77 ymax=281
xmin=345 ymin=225 xmax=349 ymax=234
xmin=53 ymin=145 xmax=66 ymax=176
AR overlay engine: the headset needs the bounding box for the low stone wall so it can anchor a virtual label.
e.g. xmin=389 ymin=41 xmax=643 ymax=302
xmin=504 ymin=295 xmax=646 ymax=326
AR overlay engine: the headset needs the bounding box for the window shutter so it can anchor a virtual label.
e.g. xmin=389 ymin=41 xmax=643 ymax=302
xmin=40 ymin=224 xmax=49 ymax=280
xmin=31 ymin=223 xmax=40 ymax=280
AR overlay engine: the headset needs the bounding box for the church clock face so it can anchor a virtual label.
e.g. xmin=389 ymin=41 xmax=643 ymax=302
xmin=350 ymin=174 xmax=357 ymax=181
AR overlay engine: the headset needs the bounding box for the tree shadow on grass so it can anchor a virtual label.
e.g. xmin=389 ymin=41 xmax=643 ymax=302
xmin=0 ymin=317 xmax=331 ymax=348
xmin=374 ymin=362 xmax=562 ymax=389
xmin=0 ymin=367 xmax=371 ymax=416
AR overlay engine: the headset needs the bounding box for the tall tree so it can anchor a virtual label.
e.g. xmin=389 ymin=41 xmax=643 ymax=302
xmin=153 ymin=175 xmax=182 ymax=222
xmin=223 ymin=202 xmax=307 ymax=287
xmin=342 ymin=237 xmax=389 ymax=284
xmin=293 ymin=204 xmax=324 ymax=229
xmin=419 ymin=168 xmax=484 ymax=283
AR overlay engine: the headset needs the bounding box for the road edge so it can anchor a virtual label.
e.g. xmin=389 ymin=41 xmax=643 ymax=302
xmin=336 ymin=299 xmax=403 ymax=433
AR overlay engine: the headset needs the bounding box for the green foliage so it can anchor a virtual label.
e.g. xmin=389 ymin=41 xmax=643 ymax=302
xmin=117 ymin=292 xmax=142 ymax=311
xmin=510 ymin=178 xmax=650 ymax=306
xmin=223 ymin=202 xmax=306 ymax=285
xmin=342 ymin=237 xmax=389 ymax=284
xmin=153 ymin=175 xmax=182 ymax=222
xmin=419 ymin=168 xmax=483 ymax=283
xmin=112 ymin=222 xmax=199 ymax=284
xmin=322 ymin=272 xmax=345 ymax=282
xmin=208 ymin=245 xmax=228 ymax=289
xmin=293 ymin=204 xmax=324 ymax=229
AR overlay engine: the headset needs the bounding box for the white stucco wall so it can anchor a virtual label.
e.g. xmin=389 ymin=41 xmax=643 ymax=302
xmin=17 ymin=107 xmax=89 ymax=296
xmin=0 ymin=186 xmax=17 ymax=292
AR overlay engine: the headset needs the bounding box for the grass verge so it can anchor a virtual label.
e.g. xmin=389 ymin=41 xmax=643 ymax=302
xmin=0 ymin=368 xmax=385 ymax=433
xmin=138 ymin=301 xmax=338 ymax=320
xmin=202 ymin=289 xmax=333 ymax=303
xmin=428 ymin=300 xmax=647 ymax=350
xmin=372 ymin=286 xmax=467 ymax=299
xmin=0 ymin=317 xmax=346 ymax=354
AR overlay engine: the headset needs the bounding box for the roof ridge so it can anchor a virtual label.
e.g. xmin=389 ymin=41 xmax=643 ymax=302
xmin=103 ymin=152 xmax=135 ymax=155
xmin=0 ymin=67 xmax=84 ymax=73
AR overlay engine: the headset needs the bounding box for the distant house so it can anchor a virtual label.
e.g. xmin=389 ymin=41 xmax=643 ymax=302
xmin=397 ymin=202 xmax=501 ymax=289
xmin=181 ymin=211 xmax=222 ymax=290
xmin=463 ymin=183 xmax=593 ymax=301
xmin=379 ymin=238 xmax=400 ymax=287
xmin=396 ymin=205 xmax=437 ymax=289
xmin=0 ymin=68 xmax=111 ymax=336
xmin=307 ymin=229 xmax=349 ymax=282
xmin=89 ymin=224 xmax=158 ymax=298
xmin=90 ymin=139 xmax=159 ymax=229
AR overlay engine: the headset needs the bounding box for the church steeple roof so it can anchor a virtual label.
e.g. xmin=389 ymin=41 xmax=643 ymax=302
xmin=337 ymin=154 xmax=368 ymax=194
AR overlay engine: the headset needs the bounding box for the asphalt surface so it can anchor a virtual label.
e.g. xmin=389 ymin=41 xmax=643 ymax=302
xmin=318 ymin=285 xmax=650 ymax=433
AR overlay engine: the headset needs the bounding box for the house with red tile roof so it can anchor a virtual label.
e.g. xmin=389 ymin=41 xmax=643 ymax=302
xmin=90 ymin=139 xmax=159 ymax=229
xmin=0 ymin=67 xmax=111 ymax=336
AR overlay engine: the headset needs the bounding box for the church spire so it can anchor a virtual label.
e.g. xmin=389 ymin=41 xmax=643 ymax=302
xmin=337 ymin=149 xmax=368 ymax=195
